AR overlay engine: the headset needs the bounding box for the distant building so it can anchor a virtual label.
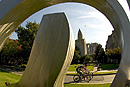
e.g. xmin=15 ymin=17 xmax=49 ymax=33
xmin=75 ymin=29 xmax=99 ymax=56
xmin=106 ymin=30 xmax=121 ymax=63
xmin=75 ymin=29 xmax=87 ymax=56
xmin=106 ymin=30 xmax=121 ymax=50
xmin=86 ymin=43 xmax=98 ymax=55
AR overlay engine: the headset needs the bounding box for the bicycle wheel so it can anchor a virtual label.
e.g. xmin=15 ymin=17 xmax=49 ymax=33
xmin=84 ymin=75 xmax=91 ymax=82
xmin=89 ymin=72 xmax=93 ymax=79
xmin=73 ymin=75 xmax=80 ymax=82
xmin=88 ymin=72 xmax=93 ymax=80
xmin=80 ymin=75 xmax=85 ymax=82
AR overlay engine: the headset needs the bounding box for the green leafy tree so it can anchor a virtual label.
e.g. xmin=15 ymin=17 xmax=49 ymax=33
xmin=105 ymin=47 xmax=121 ymax=64
xmin=113 ymin=47 xmax=121 ymax=63
xmin=98 ymin=48 xmax=106 ymax=64
xmin=72 ymin=46 xmax=81 ymax=64
xmin=94 ymin=44 xmax=105 ymax=63
xmin=15 ymin=22 xmax=39 ymax=64
xmin=83 ymin=54 xmax=92 ymax=64
xmin=79 ymin=54 xmax=92 ymax=64
xmin=0 ymin=22 xmax=39 ymax=66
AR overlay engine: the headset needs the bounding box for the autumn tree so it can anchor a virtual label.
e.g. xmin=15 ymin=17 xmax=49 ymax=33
xmin=15 ymin=22 xmax=39 ymax=64
xmin=0 ymin=39 xmax=21 ymax=65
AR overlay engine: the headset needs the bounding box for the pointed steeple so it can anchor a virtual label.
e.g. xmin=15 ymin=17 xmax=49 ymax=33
xmin=78 ymin=29 xmax=83 ymax=40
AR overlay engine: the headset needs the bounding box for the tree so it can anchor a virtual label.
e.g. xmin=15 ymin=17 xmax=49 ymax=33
xmin=0 ymin=39 xmax=20 ymax=65
xmin=72 ymin=46 xmax=81 ymax=64
xmin=83 ymin=54 xmax=92 ymax=64
xmin=105 ymin=47 xmax=121 ymax=64
xmin=98 ymin=48 xmax=106 ymax=64
xmin=113 ymin=47 xmax=121 ymax=63
xmin=0 ymin=22 xmax=39 ymax=66
xmin=15 ymin=22 xmax=39 ymax=64
xmin=94 ymin=44 xmax=105 ymax=63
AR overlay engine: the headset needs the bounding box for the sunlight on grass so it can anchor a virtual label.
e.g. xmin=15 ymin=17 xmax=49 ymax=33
xmin=0 ymin=70 xmax=21 ymax=87
xmin=68 ymin=64 xmax=94 ymax=71
xmin=0 ymin=69 xmax=112 ymax=87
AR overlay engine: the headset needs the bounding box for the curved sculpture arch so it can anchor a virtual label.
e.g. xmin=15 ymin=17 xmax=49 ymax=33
xmin=0 ymin=0 xmax=130 ymax=87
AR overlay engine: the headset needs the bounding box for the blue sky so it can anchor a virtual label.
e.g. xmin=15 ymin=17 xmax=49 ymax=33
xmin=10 ymin=0 xmax=130 ymax=49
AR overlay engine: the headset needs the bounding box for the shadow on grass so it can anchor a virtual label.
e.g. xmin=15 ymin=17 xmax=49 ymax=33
xmin=0 ymin=69 xmax=10 ymax=73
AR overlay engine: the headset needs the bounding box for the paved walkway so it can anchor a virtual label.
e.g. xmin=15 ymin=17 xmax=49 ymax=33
xmin=64 ymin=74 xmax=115 ymax=84
xmin=65 ymin=66 xmax=117 ymax=84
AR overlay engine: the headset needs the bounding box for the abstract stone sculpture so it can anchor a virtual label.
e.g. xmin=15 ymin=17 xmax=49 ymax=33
xmin=9 ymin=13 xmax=75 ymax=87
xmin=0 ymin=0 xmax=130 ymax=87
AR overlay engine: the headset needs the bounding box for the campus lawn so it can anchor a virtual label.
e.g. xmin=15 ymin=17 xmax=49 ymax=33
xmin=67 ymin=64 xmax=79 ymax=71
xmin=0 ymin=69 xmax=111 ymax=87
xmin=64 ymin=83 xmax=111 ymax=87
xmin=0 ymin=69 xmax=21 ymax=87
xmin=68 ymin=64 xmax=94 ymax=71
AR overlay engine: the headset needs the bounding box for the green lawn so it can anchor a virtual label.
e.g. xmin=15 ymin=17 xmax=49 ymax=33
xmin=0 ymin=69 xmax=111 ymax=87
xmin=67 ymin=64 xmax=79 ymax=71
xmin=93 ymin=71 xmax=117 ymax=74
xmin=0 ymin=69 xmax=21 ymax=87
xmin=64 ymin=83 xmax=111 ymax=87
xmin=68 ymin=64 xmax=94 ymax=71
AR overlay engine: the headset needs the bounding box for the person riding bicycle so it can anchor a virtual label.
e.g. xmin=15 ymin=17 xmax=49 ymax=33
xmin=84 ymin=64 xmax=90 ymax=73
xmin=82 ymin=64 xmax=90 ymax=74
xmin=76 ymin=65 xmax=83 ymax=76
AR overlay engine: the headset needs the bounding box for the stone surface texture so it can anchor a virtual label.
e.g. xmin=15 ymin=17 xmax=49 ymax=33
xmin=10 ymin=13 xmax=75 ymax=87
xmin=0 ymin=0 xmax=130 ymax=87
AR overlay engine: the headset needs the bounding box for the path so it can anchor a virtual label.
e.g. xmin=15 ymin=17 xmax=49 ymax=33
xmin=64 ymin=74 xmax=115 ymax=84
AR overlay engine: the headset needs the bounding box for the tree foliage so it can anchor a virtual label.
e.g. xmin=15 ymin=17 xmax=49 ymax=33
xmin=71 ymin=46 xmax=81 ymax=64
xmin=94 ymin=44 xmax=105 ymax=63
xmin=83 ymin=54 xmax=92 ymax=64
xmin=15 ymin=22 xmax=39 ymax=64
xmin=105 ymin=47 xmax=121 ymax=64
xmin=0 ymin=39 xmax=21 ymax=65
xmin=0 ymin=22 xmax=39 ymax=66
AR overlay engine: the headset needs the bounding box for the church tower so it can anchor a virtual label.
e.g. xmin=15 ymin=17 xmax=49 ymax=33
xmin=78 ymin=29 xmax=83 ymax=40
xmin=75 ymin=29 xmax=87 ymax=56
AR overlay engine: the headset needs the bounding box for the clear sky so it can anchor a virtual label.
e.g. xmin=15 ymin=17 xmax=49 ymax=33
xmin=10 ymin=0 xmax=130 ymax=49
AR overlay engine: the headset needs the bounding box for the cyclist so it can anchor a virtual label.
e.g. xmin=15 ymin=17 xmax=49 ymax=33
xmin=76 ymin=65 xmax=83 ymax=76
xmin=83 ymin=64 xmax=90 ymax=74
xmin=84 ymin=64 xmax=90 ymax=73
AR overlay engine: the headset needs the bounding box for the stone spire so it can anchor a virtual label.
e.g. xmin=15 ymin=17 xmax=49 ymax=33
xmin=78 ymin=29 xmax=83 ymax=40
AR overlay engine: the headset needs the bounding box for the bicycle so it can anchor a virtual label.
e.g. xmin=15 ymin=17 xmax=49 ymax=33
xmin=73 ymin=72 xmax=93 ymax=82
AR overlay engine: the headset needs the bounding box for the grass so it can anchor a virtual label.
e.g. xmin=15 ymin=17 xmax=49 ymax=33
xmin=67 ymin=64 xmax=79 ymax=71
xmin=0 ymin=69 xmax=21 ymax=87
xmin=93 ymin=71 xmax=117 ymax=74
xmin=68 ymin=64 xmax=94 ymax=71
xmin=0 ymin=69 xmax=112 ymax=87
xmin=64 ymin=83 xmax=111 ymax=87
xmin=101 ymin=64 xmax=119 ymax=70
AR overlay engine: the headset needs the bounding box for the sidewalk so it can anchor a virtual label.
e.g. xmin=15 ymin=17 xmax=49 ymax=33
xmin=65 ymin=67 xmax=117 ymax=84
